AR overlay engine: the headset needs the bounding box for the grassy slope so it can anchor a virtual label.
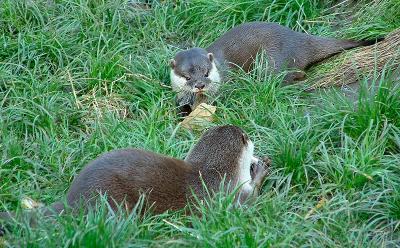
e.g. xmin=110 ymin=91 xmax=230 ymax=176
xmin=0 ymin=0 xmax=399 ymax=246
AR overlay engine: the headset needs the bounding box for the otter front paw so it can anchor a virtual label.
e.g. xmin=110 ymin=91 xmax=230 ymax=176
xmin=250 ymin=156 xmax=271 ymax=189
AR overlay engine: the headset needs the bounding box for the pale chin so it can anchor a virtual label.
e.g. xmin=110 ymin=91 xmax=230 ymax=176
xmin=192 ymin=88 xmax=208 ymax=94
xmin=251 ymin=155 xmax=259 ymax=164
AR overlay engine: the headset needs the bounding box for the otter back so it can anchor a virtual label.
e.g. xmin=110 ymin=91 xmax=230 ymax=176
xmin=170 ymin=22 xmax=380 ymax=115
xmin=66 ymin=149 xmax=191 ymax=213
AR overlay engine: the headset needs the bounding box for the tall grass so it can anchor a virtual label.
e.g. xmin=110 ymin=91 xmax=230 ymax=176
xmin=0 ymin=0 xmax=399 ymax=246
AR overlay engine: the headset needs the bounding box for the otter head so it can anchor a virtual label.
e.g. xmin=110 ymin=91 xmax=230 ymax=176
xmin=185 ymin=125 xmax=255 ymax=188
xmin=170 ymin=48 xmax=221 ymax=116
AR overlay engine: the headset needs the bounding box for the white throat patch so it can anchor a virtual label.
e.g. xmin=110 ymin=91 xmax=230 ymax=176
xmin=237 ymin=140 xmax=254 ymax=191
xmin=209 ymin=61 xmax=221 ymax=83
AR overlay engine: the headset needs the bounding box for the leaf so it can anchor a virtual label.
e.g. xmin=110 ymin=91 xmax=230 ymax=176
xmin=180 ymin=103 xmax=216 ymax=130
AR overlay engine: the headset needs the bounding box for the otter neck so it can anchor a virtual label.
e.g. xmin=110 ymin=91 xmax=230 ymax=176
xmin=204 ymin=46 xmax=228 ymax=77
xmin=207 ymin=45 xmax=223 ymax=59
xmin=185 ymin=159 xmax=238 ymax=197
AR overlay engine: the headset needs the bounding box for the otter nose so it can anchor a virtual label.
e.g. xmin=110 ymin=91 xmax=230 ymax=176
xmin=194 ymin=83 xmax=205 ymax=90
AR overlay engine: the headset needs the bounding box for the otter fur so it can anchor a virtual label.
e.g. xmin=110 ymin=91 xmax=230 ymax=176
xmin=170 ymin=22 xmax=380 ymax=116
xmin=0 ymin=125 xmax=269 ymax=233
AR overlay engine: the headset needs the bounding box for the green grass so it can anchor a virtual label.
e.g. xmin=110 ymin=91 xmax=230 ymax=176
xmin=1 ymin=0 xmax=400 ymax=246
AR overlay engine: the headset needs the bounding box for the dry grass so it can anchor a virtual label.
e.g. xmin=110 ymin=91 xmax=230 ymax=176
xmin=80 ymin=91 xmax=130 ymax=129
xmin=308 ymin=28 xmax=400 ymax=90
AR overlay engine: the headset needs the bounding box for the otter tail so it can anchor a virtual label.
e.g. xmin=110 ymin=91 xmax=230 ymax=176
xmin=310 ymin=36 xmax=384 ymax=66
xmin=339 ymin=37 xmax=384 ymax=50
xmin=356 ymin=37 xmax=385 ymax=47
xmin=0 ymin=201 xmax=65 ymax=236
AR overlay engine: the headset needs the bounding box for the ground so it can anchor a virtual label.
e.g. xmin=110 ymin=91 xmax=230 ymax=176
xmin=0 ymin=0 xmax=399 ymax=247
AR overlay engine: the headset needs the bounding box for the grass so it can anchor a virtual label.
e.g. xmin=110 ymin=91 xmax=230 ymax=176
xmin=0 ymin=0 xmax=399 ymax=246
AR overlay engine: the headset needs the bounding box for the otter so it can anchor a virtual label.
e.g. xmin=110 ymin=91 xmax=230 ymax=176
xmin=0 ymin=125 xmax=269 ymax=233
xmin=170 ymin=22 xmax=380 ymax=116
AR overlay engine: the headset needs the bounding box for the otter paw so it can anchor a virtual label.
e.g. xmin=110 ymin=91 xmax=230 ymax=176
xmin=250 ymin=157 xmax=270 ymax=184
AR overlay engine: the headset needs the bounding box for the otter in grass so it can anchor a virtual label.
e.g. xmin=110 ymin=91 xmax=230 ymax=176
xmin=170 ymin=22 xmax=381 ymax=116
xmin=0 ymin=125 xmax=270 ymax=235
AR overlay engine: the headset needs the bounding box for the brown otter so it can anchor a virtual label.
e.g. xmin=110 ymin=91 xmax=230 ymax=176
xmin=0 ymin=125 xmax=269 ymax=233
xmin=170 ymin=22 xmax=381 ymax=116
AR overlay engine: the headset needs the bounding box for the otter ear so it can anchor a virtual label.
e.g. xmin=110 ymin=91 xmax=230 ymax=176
xmin=170 ymin=59 xmax=176 ymax=69
xmin=241 ymin=133 xmax=248 ymax=144
xmin=207 ymin=53 xmax=214 ymax=62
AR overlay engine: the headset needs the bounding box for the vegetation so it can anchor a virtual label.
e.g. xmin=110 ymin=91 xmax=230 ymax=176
xmin=0 ymin=0 xmax=399 ymax=246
